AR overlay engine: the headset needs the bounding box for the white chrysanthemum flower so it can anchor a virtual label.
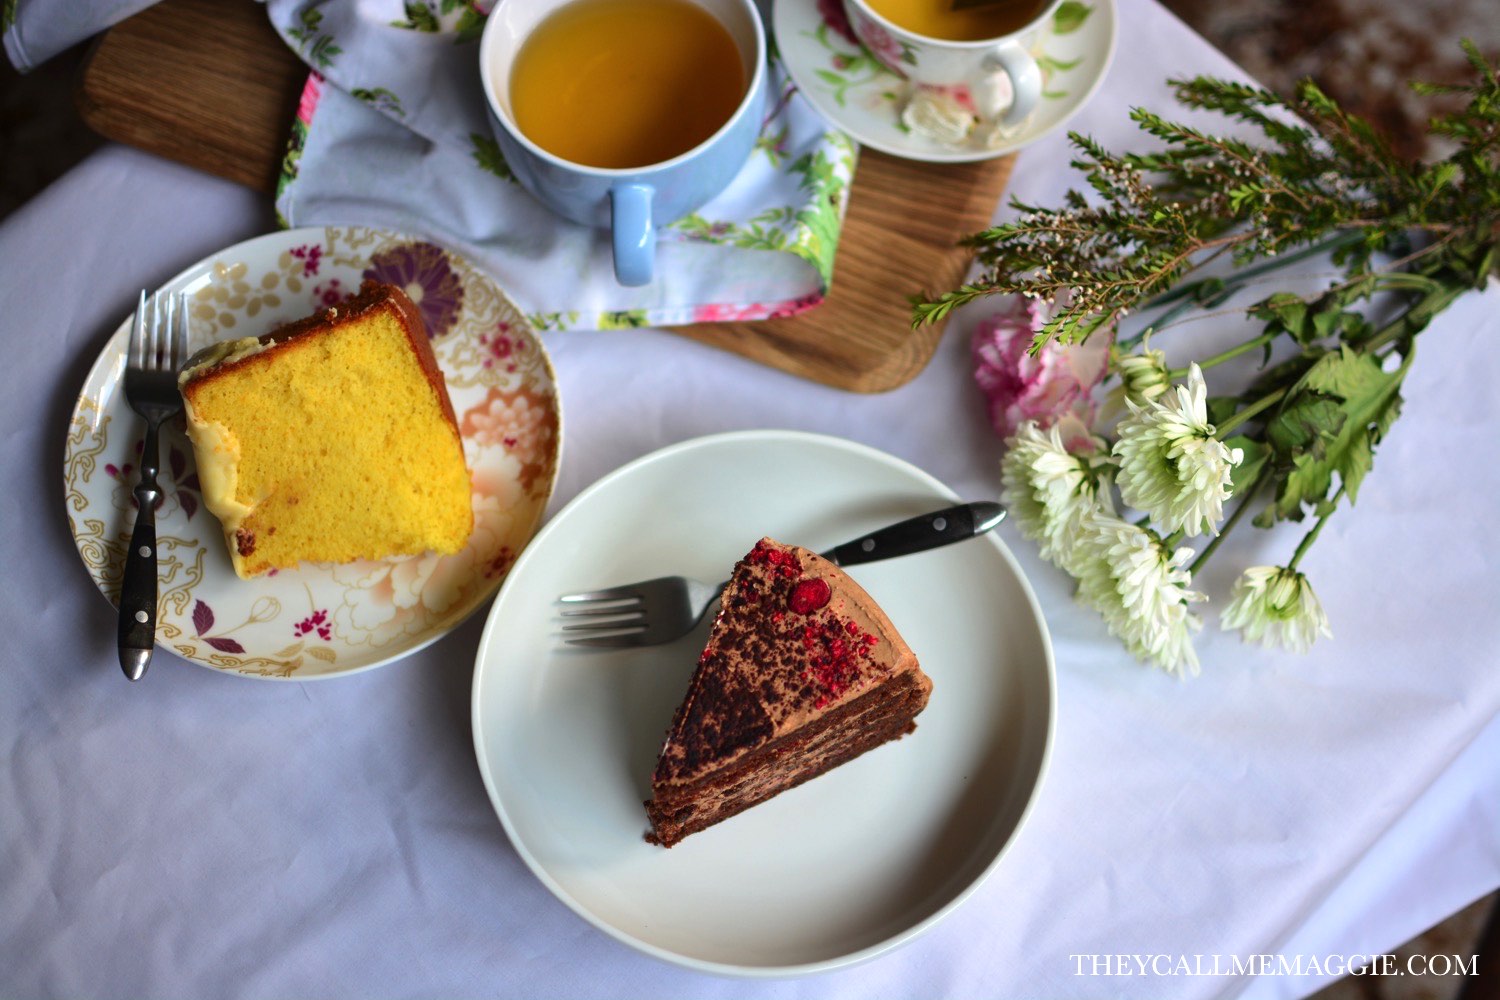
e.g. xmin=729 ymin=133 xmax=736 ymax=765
xmin=1073 ymin=507 xmax=1205 ymax=678
xmin=1221 ymin=565 xmax=1333 ymax=653
xmin=1000 ymin=421 xmax=1106 ymax=573
xmin=1115 ymin=348 xmax=1171 ymax=407
xmin=1112 ymin=363 xmax=1243 ymax=537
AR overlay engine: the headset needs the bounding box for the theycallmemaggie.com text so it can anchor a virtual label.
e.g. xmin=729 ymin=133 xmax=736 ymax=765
xmin=1069 ymin=953 xmax=1480 ymax=978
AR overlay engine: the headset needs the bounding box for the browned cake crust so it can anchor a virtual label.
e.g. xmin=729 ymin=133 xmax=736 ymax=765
xmin=645 ymin=538 xmax=931 ymax=847
xmin=181 ymin=280 xmax=458 ymax=430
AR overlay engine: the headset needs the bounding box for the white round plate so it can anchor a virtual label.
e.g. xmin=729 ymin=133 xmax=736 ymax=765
xmin=776 ymin=0 xmax=1116 ymax=162
xmin=65 ymin=226 xmax=561 ymax=679
xmin=472 ymin=430 xmax=1055 ymax=974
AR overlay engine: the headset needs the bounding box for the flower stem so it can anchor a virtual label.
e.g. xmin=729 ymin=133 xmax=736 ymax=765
xmin=1362 ymin=282 xmax=1467 ymax=353
xmin=1288 ymin=485 xmax=1346 ymax=570
xmin=1137 ymin=230 xmax=1367 ymax=313
xmin=1189 ymin=465 xmax=1269 ymax=574
xmin=1169 ymin=331 xmax=1278 ymax=378
xmin=1218 ymin=387 xmax=1288 ymax=436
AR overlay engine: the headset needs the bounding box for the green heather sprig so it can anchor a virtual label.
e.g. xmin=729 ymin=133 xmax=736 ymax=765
xmin=930 ymin=43 xmax=1500 ymax=674
xmin=916 ymin=41 xmax=1499 ymax=340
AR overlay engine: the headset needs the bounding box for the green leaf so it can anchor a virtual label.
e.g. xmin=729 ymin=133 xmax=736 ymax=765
xmin=1275 ymin=452 xmax=1335 ymax=521
xmin=1038 ymin=54 xmax=1082 ymax=72
xmin=469 ymin=133 xmax=516 ymax=183
xmin=1052 ymin=0 xmax=1092 ymax=34
xmin=1424 ymin=160 xmax=1459 ymax=192
xmin=1250 ymin=292 xmax=1308 ymax=340
xmin=1302 ymin=344 xmax=1388 ymax=399
xmin=1304 ymin=347 xmax=1408 ymax=501
xmin=1225 ymin=435 xmax=1268 ymax=499
xmin=1206 ymin=395 xmax=1239 ymax=427
xmin=1475 ymin=243 xmax=1498 ymax=287
xmin=599 ymin=310 xmax=650 ymax=329
xmin=1266 ymin=347 xmax=1408 ymax=518
xmin=454 ymin=8 xmax=486 ymax=43
xmin=1266 ymin=392 xmax=1344 ymax=457
xmin=393 ymin=1 xmax=441 ymax=31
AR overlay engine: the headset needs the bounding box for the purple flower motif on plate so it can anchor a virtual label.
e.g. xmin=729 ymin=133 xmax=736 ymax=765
xmin=363 ymin=242 xmax=465 ymax=339
xmin=289 ymin=243 xmax=323 ymax=277
xmin=192 ymin=599 xmax=246 ymax=654
xmin=294 ymin=609 xmax=333 ymax=641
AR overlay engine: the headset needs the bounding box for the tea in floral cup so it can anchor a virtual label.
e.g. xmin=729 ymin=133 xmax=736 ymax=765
xmin=840 ymin=0 xmax=1060 ymax=125
xmin=479 ymin=0 xmax=768 ymax=287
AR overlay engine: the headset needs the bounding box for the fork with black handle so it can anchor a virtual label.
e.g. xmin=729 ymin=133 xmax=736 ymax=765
xmin=117 ymin=290 xmax=187 ymax=681
xmin=558 ymin=501 xmax=1006 ymax=647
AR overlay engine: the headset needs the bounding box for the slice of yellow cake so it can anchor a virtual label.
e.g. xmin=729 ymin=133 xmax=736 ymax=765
xmin=179 ymin=281 xmax=473 ymax=579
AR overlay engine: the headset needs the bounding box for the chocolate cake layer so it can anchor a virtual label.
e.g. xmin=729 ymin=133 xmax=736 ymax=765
xmin=645 ymin=537 xmax=932 ymax=847
xmin=646 ymin=669 xmax=930 ymax=847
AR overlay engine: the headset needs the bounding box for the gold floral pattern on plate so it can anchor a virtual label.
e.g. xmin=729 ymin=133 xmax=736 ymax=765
xmin=65 ymin=226 xmax=562 ymax=679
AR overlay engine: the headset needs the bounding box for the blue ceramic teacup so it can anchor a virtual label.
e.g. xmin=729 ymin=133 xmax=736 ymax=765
xmin=479 ymin=0 xmax=768 ymax=287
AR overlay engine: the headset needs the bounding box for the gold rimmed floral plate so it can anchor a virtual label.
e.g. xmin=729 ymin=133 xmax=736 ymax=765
xmin=64 ymin=226 xmax=562 ymax=679
xmin=775 ymin=0 xmax=1116 ymax=162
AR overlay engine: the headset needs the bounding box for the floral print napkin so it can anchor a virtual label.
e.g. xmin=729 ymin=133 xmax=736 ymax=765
xmin=3 ymin=0 xmax=154 ymax=71
xmin=266 ymin=0 xmax=858 ymax=331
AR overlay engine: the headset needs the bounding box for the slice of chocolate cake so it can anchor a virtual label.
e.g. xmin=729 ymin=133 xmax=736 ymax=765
xmin=645 ymin=537 xmax=931 ymax=848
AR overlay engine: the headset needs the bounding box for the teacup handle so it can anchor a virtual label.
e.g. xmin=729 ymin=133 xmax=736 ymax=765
xmin=983 ymin=40 xmax=1042 ymax=126
xmin=610 ymin=183 xmax=656 ymax=287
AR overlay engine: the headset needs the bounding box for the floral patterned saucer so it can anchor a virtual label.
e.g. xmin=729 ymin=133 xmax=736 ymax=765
xmin=774 ymin=0 xmax=1116 ymax=162
xmin=65 ymin=227 xmax=562 ymax=680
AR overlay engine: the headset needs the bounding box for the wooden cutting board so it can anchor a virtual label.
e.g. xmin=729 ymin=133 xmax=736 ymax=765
xmin=76 ymin=0 xmax=1012 ymax=392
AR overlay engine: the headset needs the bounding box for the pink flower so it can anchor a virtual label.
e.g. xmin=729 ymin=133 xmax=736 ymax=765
xmin=293 ymin=609 xmax=332 ymax=641
xmin=817 ymin=0 xmax=859 ymax=46
xmin=972 ymin=296 xmax=1110 ymax=451
xmin=692 ymin=302 xmax=767 ymax=323
xmin=849 ymin=10 xmax=907 ymax=74
xmin=767 ymin=292 xmax=824 ymax=319
xmin=462 ymin=387 xmax=556 ymax=462
xmin=692 ymin=294 xmax=824 ymax=324
xmin=296 ymin=73 xmax=324 ymax=126
xmin=922 ymin=83 xmax=978 ymax=115
xmin=311 ymin=278 xmax=345 ymax=306
xmin=289 ymin=243 xmax=323 ymax=277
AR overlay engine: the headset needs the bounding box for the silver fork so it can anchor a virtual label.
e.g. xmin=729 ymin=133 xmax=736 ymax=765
xmin=557 ymin=501 xmax=1005 ymax=648
xmin=117 ymin=289 xmax=188 ymax=681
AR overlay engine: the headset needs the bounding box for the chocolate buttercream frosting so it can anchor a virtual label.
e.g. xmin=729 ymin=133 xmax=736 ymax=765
xmin=646 ymin=537 xmax=931 ymax=846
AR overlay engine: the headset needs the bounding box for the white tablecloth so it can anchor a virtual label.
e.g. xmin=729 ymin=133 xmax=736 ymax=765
xmin=3 ymin=2 xmax=1497 ymax=996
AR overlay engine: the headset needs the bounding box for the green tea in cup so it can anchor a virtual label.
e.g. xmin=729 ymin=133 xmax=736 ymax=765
xmin=864 ymin=0 xmax=1047 ymax=41
xmin=509 ymin=0 xmax=748 ymax=169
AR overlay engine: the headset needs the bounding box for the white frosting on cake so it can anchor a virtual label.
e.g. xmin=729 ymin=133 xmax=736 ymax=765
xmin=177 ymin=337 xmax=269 ymax=568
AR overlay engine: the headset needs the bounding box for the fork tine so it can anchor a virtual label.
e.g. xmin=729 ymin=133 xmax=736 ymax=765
xmin=173 ymin=291 xmax=189 ymax=369
xmin=132 ymin=290 xmax=148 ymax=368
xmin=560 ymin=617 xmax=647 ymax=633
xmin=558 ymin=588 xmax=642 ymax=604
xmin=558 ymin=598 xmax=641 ymax=614
xmin=162 ymin=293 xmax=174 ymax=370
xmin=163 ymin=293 xmax=177 ymax=370
xmin=151 ymin=292 xmax=162 ymax=368
xmin=565 ymin=632 xmax=650 ymax=648
xmin=560 ymin=603 xmax=645 ymax=623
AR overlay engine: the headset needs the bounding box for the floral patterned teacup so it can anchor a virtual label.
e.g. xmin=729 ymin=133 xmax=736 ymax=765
xmin=478 ymin=0 xmax=768 ymax=287
xmin=842 ymin=0 xmax=1061 ymax=125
